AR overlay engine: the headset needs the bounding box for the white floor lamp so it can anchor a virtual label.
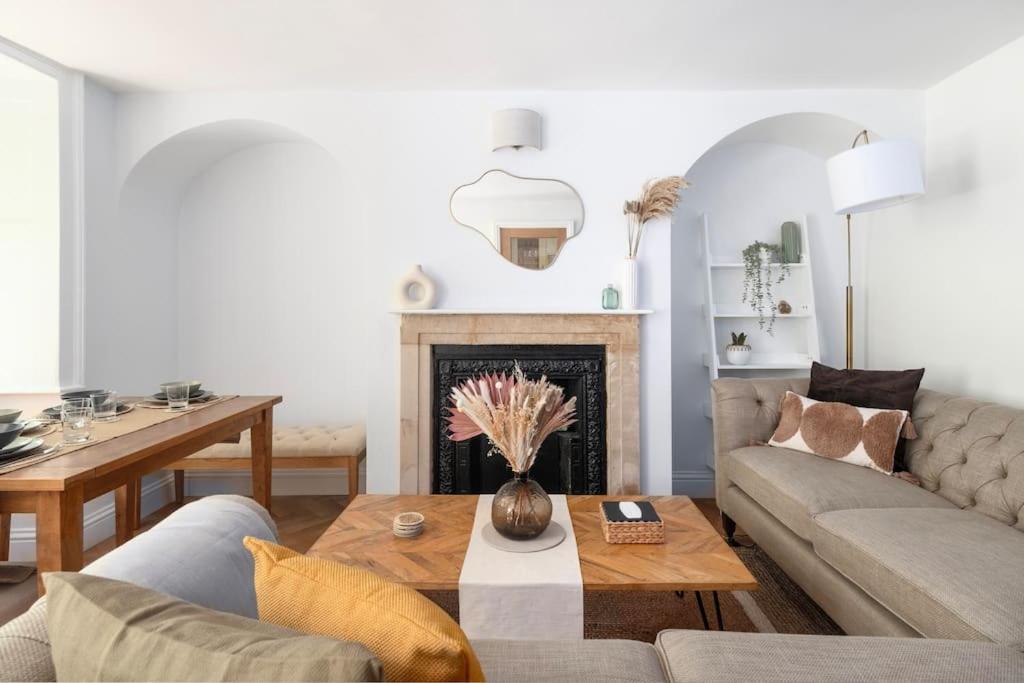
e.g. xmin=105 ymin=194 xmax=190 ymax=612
xmin=826 ymin=132 xmax=925 ymax=369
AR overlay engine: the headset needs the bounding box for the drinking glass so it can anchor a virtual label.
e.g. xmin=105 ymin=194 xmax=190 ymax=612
xmin=61 ymin=398 xmax=93 ymax=444
xmin=165 ymin=382 xmax=191 ymax=410
xmin=93 ymin=390 xmax=119 ymax=422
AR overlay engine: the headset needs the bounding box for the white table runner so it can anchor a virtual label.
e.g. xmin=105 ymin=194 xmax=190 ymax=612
xmin=458 ymin=494 xmax=584 ymax=640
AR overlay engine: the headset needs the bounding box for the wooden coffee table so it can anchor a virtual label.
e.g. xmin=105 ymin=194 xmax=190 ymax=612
xmin=308 ymin=494 xmax=757 ymax=630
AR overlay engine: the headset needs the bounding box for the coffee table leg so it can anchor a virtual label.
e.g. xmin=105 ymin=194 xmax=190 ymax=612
xmin=694 ymin=591 xmax=711 ymax=630
xmin=712 ymin=591 xmax=724 ymax=630
xmin=677 ymin=591 xmax=711 ymax=630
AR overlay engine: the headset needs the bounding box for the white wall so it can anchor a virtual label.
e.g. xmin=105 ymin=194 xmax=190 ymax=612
xmin=102 ymin=89 xmax=923 ymax=497
xmin=176 ymin=142 xmax=365 ymax=425
xmin=671 ymin=141 xmax=846 ymax=493
xmin=867 ymin=36 xmax=1024 ymax=405
xmin=0 ymin=65 xmax=59 ymax=392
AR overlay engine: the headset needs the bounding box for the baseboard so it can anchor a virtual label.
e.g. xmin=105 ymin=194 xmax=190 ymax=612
xmin=672 ymin=468 xmax=715 ymax=498
xmin=7 ymin=473 xmax=177 ymax=562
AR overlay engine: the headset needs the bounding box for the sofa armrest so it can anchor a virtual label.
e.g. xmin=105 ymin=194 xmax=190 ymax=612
xmin=711 ymin=377 xmax=809 ymax=505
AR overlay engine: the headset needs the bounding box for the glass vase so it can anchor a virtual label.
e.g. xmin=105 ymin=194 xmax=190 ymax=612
xmin=491 ymin=472 xmax=552 ymax=539
xmin=601 ymin=284 xmax=620 ymax=310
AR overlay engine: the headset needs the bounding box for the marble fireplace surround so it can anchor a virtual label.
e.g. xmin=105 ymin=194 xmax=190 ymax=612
xmin=398 ymin=311 xmax=648 ymax=495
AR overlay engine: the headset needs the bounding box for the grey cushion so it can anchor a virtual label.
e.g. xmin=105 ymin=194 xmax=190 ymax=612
xmin=472 ymin=638 xmax=667 ymax=682
xmin=656 ymin=629 xmax=1024 ymax=682
xmin=726 ymin=446 xmax=954 ymax=541
xmin=82 ymin=494 xmax=277 ymax=619
xmin=813 ymin=507 xmax=1024 ymax=645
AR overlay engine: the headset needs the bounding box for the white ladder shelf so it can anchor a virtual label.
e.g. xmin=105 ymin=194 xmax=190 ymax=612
xmin=700 ymin=211 xmax=822 ymax=387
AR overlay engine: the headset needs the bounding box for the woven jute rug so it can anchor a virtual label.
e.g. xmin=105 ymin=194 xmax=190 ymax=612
xmin=424 ymin=544 xmax=840 ymax=641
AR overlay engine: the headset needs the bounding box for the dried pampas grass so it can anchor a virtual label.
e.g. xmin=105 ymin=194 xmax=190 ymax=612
xmin=446 ymin=365 xmax=576 ymax=473
xmin=624 ymin=175 xmax=689 ymax=258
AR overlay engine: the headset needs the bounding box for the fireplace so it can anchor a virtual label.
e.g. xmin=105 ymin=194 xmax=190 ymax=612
xmin=398 ymin=312 xmax=642 ymax=495
xmin=432 ymin=344 xmax=606 ymax=494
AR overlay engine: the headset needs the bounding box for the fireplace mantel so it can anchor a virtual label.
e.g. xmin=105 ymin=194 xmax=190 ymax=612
xmin=398 ymin=311 xmax=643 ymax=495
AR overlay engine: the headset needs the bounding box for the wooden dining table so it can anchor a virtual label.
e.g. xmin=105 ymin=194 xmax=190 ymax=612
xmin=0 ymin=395 xmax=281 ymax=593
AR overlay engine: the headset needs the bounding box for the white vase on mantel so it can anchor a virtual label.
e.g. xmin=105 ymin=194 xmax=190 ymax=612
xmin=621 ymin=257 xmax=639 ymax=310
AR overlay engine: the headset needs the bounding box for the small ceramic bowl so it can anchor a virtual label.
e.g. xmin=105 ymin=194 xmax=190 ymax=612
xmin=160 ymin=381 xmax=202 ymax=396
xmin=0 ymin=409 xmax=22 ymax=424
xmin=0 ymin=423 xmax=25 ymax=450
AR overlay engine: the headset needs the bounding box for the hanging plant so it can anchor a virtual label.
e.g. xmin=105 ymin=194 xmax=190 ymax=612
xmin=741 ymin=241 xmax=790 ymax=335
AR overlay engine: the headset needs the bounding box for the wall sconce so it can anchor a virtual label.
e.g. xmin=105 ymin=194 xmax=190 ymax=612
xmin=491 ymin=109 xmax=542 ymax=151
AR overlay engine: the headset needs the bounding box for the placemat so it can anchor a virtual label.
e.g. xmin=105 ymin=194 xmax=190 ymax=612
xmin=0 ymin=395 xmax=238 ymax=476
xmin=458 ymin=494 xmax=584 ymax=640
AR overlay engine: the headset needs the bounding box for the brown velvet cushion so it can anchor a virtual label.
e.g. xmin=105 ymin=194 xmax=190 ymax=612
xmin=808 ymin=362 xmax=924 ymax=471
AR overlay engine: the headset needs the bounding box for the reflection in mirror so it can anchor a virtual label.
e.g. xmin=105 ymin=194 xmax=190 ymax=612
xmin=450 ymin=169 xmax=584 ymax=270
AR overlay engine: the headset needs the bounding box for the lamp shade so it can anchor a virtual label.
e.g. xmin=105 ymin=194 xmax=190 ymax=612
xmin=826 ymin=139 xmax=924 ymax=214
xmin=491 ymin=108 xmax=541 ymax=151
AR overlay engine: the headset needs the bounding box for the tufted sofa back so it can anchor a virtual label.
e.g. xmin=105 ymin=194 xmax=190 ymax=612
xmin=907 ymin=389 xmax=1024 ymax=531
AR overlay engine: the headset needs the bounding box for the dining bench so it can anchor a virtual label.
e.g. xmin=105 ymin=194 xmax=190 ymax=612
xmin=120 ymin=424 xmax=365 ymax=541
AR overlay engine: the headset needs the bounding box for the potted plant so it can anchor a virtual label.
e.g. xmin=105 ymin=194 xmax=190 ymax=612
xmin=446 ymin=365 xmax=576 ymax=540
xmin=741 ymin=241 xmax=791 ymax=335
xmin=726 ymin=332 xmax=752 ymax=365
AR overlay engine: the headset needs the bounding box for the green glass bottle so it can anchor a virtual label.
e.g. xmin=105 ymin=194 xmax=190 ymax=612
xmin=602 ymin=284 xmax=620 ymax=310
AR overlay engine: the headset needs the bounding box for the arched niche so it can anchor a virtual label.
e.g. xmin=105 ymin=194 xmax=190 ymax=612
xmin=671 ymin=111 xmax=877 ymax=475
xmin=93 ymin=119 xmax=364 ymax=428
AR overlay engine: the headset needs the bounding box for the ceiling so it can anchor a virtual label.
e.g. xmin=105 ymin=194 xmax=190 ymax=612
xmin=3 ymin=1 xmax=1024 ymax=92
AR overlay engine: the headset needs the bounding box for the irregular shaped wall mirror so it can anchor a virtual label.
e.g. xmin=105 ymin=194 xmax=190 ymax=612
xmin=450 ymin=169 xmax=584 ymax=270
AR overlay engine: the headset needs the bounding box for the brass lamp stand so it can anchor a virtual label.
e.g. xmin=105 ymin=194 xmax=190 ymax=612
xmin=844 ymin=129 xmax=870 ymax=370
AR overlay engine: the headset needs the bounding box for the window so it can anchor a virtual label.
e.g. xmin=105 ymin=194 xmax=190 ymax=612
xmin=0 ymin=53 xmax=60 ymax=392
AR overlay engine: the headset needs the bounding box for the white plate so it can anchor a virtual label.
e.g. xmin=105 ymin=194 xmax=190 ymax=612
xmin=0 ymin=437 xmax=44 ymax=460
xmin=0 ymin=437 xmax=31 ymax=456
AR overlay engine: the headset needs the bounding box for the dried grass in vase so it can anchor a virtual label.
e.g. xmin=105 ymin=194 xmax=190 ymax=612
xmin=623 ymin=175 xmax=690 ymax=258
xmin=446 ymin=365 xmax=576 ymax=474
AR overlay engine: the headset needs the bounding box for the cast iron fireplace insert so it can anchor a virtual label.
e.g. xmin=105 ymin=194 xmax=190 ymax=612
xmin=431 ymin=344 xmax=607 ymax=495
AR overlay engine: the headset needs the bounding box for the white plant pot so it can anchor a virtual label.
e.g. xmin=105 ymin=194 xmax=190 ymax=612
xmin=621 ymin=258 xmax=639 ymax=310
xmin=726 ymin=345 xmax=752 ymax=366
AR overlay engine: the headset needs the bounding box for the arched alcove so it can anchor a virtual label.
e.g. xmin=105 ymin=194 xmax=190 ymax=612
xmin=670 ymin=111 xmax=876 ymax=481
xmin=91 ymin=119 xmax=365 ymax=430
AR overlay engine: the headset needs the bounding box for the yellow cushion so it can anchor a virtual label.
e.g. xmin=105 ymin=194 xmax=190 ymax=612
xmin=245 ymin=537 xmax=484 ymax=682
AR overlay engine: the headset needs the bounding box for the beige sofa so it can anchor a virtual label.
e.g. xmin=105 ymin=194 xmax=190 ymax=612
xmin=712 ymin=377 xmax=1024 ymax=646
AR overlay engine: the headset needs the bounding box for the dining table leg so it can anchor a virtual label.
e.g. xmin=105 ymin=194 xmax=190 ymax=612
xmin=114 ymin=480 xmax=140 ymax=546
xmin=251 ymin=408 xmax=273 ymax=514
xmin=0 ymin=512 xmax=10 ymax=562
xmin=35 ymin=487 xmax=84 ymax=594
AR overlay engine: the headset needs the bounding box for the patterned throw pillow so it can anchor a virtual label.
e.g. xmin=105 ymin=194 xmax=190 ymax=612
xmin=769 ymin=391 xmax=909 ymax=475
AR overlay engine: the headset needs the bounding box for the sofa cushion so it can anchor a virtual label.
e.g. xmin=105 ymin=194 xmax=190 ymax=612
xmin=0 ymin=601 xmax=51 ymax=682
xmin=813 ymin=508 xmax=1024 ymax=645
xmin=905 ymin=390 xmax=1024 ymax=530
xmin=655 ymin=629 xmax=1024 ymax=682
xmin=45 ymin=572 xmax=382 ymax=682
xmin=769 ymin=392 xmax=908 ymax=474
xmin=725 ymin=446 xmax=953 ymax=541
xmin=473 ymin=638 xmax=666 ymax=682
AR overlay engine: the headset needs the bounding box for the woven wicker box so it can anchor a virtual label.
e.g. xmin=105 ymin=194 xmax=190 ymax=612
xmin=600 ymin=505 xmax=665 ymax=544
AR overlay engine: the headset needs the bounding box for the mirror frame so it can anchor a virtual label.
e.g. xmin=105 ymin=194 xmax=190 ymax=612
xmin=449 ymin=169 xmax=586 ymax=271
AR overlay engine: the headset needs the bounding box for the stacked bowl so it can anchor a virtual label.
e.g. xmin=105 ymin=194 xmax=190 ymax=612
xmin=392 ymin=512 xmax=425 ymax=538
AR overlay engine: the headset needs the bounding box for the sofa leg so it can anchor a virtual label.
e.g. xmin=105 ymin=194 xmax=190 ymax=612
xmin=721 ymin=512 xmax=739 ymax=546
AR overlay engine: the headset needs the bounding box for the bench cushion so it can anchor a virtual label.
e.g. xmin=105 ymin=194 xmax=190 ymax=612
xmin=188 ymin=424 xmax=365 ymax=459
xmin=726 ymin=446 xmax=954 ymax=541
xmin=655 ymin=629 xmax=1024 ymax=682
xmin=813 ymin=507 xmax=1024 ymax=645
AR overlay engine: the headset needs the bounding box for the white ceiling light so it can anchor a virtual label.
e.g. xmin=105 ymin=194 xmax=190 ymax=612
xmin=492 ymin=109 xmax=541 ymax=152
